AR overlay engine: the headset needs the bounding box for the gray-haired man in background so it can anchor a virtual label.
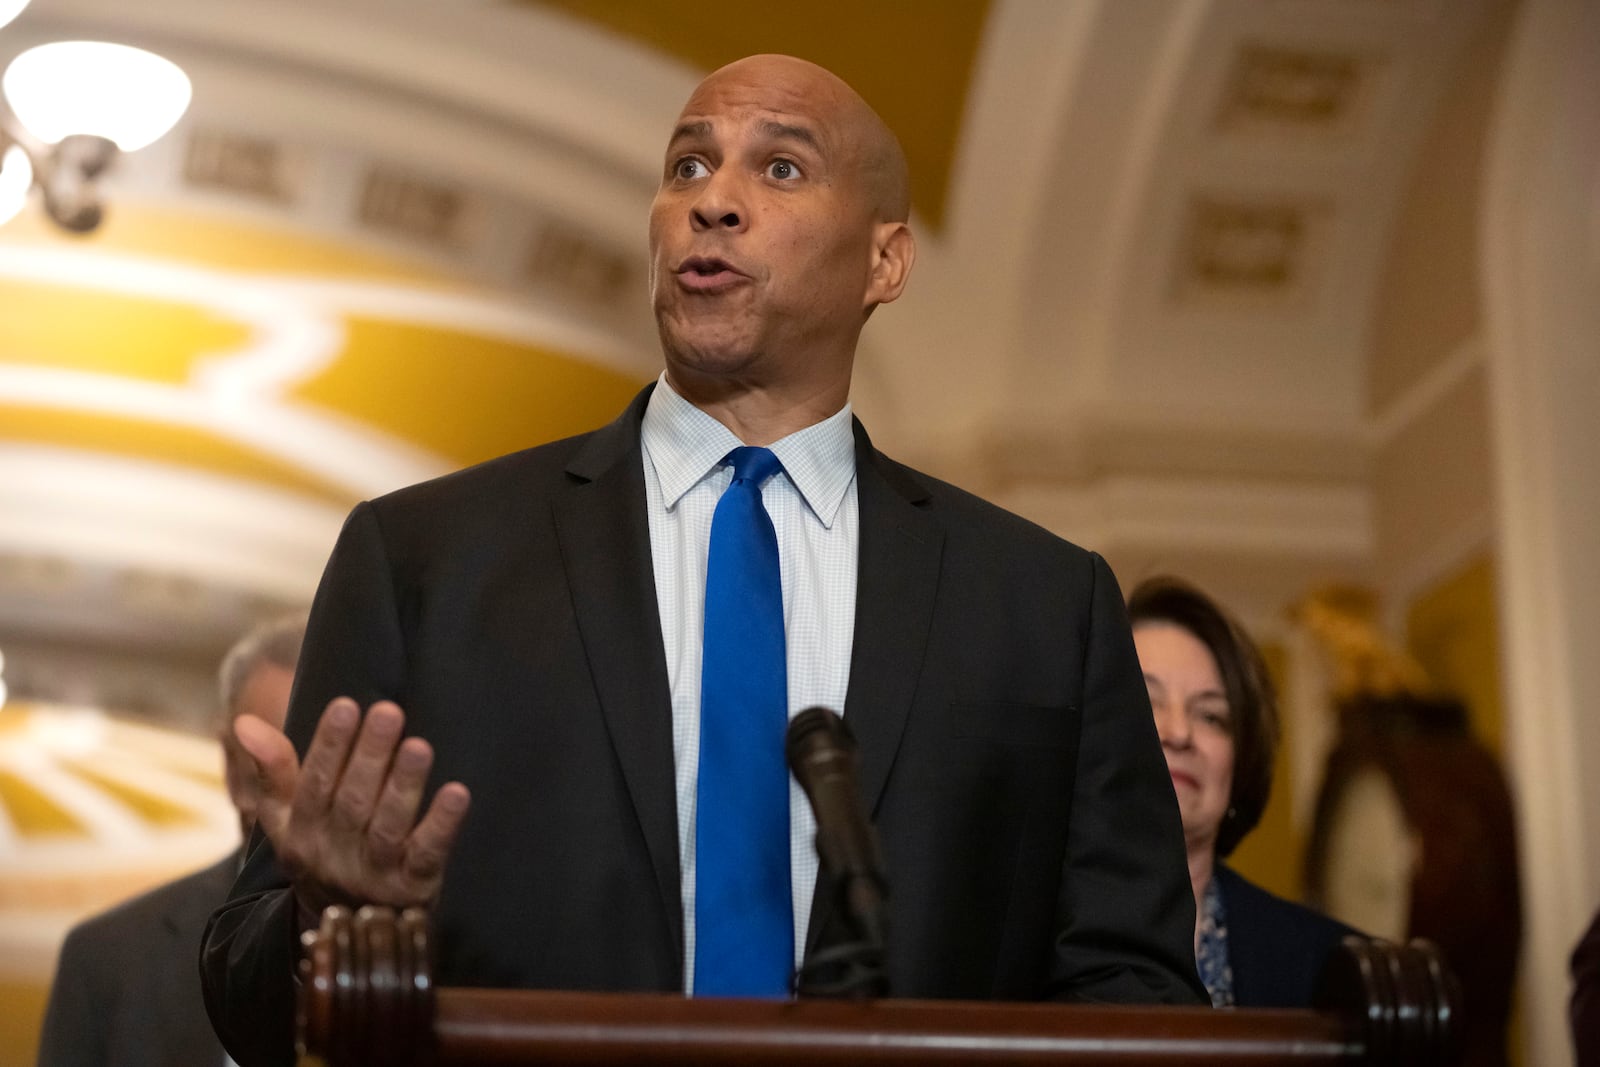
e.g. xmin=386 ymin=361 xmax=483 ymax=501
xmin=37 ymin=616 xmax=303 ymax=1067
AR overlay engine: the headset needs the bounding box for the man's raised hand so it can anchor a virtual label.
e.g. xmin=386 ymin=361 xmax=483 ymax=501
xmin=233 ymin=697 xmax=471 ymax=926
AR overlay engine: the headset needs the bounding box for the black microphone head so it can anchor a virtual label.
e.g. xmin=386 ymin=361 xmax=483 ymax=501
xmin=787 ymin=706 xmax=854 ymax=771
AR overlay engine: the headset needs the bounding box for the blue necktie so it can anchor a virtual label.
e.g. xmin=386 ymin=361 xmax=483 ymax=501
xmin=695 ymin=446 xmax=793 ymax=997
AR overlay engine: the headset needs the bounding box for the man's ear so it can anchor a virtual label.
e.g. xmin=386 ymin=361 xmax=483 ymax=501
xmin=865 ymin=221 xmax=916 ymax=308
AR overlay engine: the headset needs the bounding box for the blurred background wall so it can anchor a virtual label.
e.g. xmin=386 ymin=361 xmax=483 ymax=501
xmin=0 ymin=1 xmax=1593 ymax=1063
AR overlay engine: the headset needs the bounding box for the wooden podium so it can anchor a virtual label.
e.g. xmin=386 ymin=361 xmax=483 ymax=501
xmin=297 ymin=907 xmax=1462 ymax=1067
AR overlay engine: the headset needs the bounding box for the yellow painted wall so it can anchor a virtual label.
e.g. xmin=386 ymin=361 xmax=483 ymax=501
xmin=0 ymin=982 xmax=48 ymax=1067
xmin=1406 ymin=553 xmax=1505 ymax=757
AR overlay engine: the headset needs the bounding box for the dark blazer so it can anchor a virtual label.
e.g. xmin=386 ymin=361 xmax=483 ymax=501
xmin=40 ymin=853 xmax=236 ymax=1067
xmin=1573 ymin=905 xmax=1600 ymax=1066
xmin=202 ymin=387 xmax=1205 ymax=1065
xmin=1214 ymin=864 xmax=1357 ymax=1008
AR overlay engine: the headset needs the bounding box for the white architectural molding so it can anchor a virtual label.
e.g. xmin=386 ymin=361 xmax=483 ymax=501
xmin=0 ymin=445 xmax=344 ymax=607
xmin=1481 ymin=2 xmax=1600 ymax=1064
xmin=997 ymin=471 xmax=1372 ymax=565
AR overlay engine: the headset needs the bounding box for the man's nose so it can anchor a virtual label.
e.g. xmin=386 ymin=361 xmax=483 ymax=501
xmin=690 ymin=170 xmax=745 ymax=231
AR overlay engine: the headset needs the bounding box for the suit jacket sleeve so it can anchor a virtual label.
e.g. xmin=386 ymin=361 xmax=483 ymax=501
xmin=1047 ymin=552 xmax=1205 ymax=1003
xmin=201 ymin=500 xmax=408 ymax=1067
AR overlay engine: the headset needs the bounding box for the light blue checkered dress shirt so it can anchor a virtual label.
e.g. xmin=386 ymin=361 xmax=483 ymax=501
xmin=640 ymin=374 xmax=859 ymax=994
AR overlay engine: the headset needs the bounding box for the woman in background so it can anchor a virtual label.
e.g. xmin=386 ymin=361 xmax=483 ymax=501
xmin=1128 ymin=576 xmax=1358 ymax=1008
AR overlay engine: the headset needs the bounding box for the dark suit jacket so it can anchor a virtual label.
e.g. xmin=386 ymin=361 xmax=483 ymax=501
xmin=1573 ymin=905 xmax=1600 ymax=1066
xmin=1214 ymin=864 xmax=1358 ymax=1009
xmin=201 ymin=386 xmax=1205 ymax=1065
xmin=40 ymin=853 xmax=236 ymax=1067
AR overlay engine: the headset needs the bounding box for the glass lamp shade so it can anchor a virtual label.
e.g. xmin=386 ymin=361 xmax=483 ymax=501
xmin=3 ymin=41 xmax=192 ymax=151
xmin=0 ymin=0 xmax=29 ymax=32
xmin=0 ymin=144 xmax=32 ymax=227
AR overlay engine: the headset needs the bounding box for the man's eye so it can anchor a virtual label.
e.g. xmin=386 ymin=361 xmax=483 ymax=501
xmin=675 ymin=159 xmax=708 ymax=180
xmin=767 ymin=159 xmax=800 ymax=180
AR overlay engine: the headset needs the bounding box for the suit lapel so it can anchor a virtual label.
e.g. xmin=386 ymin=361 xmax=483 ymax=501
xmin=843 ymin=421 xmax=943 ymax=814
xmin=551 ymin=386 xmax=684 ymax=965
xmin=806 ymin=422 xmax=943 ymax=954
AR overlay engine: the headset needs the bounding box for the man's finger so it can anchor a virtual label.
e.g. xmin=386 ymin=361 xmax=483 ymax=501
xmin=364 ymin=735 xmax=433 ymax=869
xmin=328 ymin=702 xmax=406 ymax=839
xmin=233 ymin=714 xmax=299 ymax=843
xmin=288 ymin=698 xmax=362 ymax=833
xmin=402 ymin=782 xmax=471 ymax=886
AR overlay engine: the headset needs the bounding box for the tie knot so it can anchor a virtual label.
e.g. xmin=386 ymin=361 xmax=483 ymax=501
xmin=725 ymin=446 xmax=782 ymax=487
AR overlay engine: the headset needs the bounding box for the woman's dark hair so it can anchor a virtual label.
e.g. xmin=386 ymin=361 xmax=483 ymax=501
xmin=1126 ymin=575 xmax=1279 ymax=858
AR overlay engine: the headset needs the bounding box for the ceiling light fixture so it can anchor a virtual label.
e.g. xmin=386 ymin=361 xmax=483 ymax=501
xmin=1 ymin=6 xmax=192 ymax=233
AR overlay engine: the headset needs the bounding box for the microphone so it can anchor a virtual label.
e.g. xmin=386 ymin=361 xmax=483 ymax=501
xmin=786 ymin=706 xmax=889 ymax=997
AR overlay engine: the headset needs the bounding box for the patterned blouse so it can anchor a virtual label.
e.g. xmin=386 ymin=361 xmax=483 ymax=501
xmin=1195 ymin=874 xmax=1235 ymax=1008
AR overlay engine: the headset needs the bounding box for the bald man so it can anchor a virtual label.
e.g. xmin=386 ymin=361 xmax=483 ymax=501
xmin=203 ymin=55 xmax=1204 ymax=1066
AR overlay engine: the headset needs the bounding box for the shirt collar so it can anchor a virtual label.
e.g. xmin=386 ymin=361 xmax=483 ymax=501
xmin=641 ymin=373 xmax=857 ymax=529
